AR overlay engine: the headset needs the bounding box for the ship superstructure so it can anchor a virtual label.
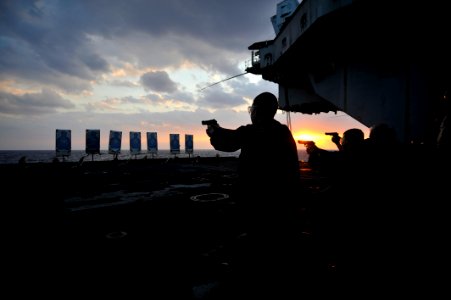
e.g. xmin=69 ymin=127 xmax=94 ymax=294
xmin=246 ymin=0 xmax=451 ymax=144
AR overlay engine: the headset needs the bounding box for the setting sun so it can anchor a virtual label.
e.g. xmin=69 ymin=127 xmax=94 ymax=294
xmin=293 ymin=131 xmax=331 ymax=149
xmin=285 ymin=111 xmax=370 ymax=151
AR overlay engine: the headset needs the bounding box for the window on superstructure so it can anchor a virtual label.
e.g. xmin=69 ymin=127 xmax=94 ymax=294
xmin=252 ymin=50 xmax=260 ymax=65
xmin=264 ymin=54 xmax=273 ymax=66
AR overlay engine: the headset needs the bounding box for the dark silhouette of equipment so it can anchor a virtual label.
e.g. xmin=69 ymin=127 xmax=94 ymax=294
xmin=325 ymin=132 xmax=339 ymax=138
xmin=202 ymin=119 xmax=218 ymax=126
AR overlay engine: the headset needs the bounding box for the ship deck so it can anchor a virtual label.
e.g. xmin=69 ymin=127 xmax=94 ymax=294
xmin=3 ymin=156 xmax=446 ymax=297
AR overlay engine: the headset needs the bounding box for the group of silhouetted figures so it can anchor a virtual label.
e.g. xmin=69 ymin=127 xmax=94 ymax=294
xmin=304 ymin=125 xmax=409 ymax=276
xmin=25 ymin=90 xmax=446 ymax=298
xmin=303 ymin=118 xmax=450 ymax=294
xmin=197 ymin=91 xmax=450 ymax=299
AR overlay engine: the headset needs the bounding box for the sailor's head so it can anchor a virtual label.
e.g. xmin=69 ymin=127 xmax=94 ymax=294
xmin=249 ymin=92 xmax=278 ymax=124
xmin=342 ymin=128 xmax=364 ymax=151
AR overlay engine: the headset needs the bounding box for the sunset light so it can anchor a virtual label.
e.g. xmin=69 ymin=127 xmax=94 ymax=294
xmin=294 ymin=132 xmax=328 ymax=149
xmin=0 ymin=1 xmax=370 ymax=151
xmin=288 ymin=112 xmax=370 ymax=151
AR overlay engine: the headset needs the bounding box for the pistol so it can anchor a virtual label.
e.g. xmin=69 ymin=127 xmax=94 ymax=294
xmin=297 ymin=140 xmax=314 ymax=146
xmin=325 ymin=132 xmax=339 ymax=138
xmin=201 ymin=119 xmax=218 ymax=126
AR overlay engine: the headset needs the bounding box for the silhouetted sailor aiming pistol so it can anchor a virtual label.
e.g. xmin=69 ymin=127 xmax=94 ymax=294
xmin=204 ymin=92 xmax=307 ymax=298
xmin=205 ymin=92 xmax=300 ymax=196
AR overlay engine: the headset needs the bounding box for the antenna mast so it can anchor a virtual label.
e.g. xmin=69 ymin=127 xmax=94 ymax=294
xmin=199 ymin=72 xmax=248 ymax=91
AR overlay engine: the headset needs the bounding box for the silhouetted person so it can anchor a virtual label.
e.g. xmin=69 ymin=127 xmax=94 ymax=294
xmin=206 ymin=92 xmax=304 ymax=298
xmin=303 ymin=128 xmax=365 ymax=176
xmin=364 ymin=123 xmax=405 ymax=200
xmin=361 ymin=124 xmax=438 ymax=294
xmin=301 ymin=128 xmax=367 ymax=276
xmin=365 ymin=123 xmax=400 ymax=174
xmin=368 ymin=123 xmax=397 ymax=146
xmin=301 ymin=128 xmax=366 ymax=194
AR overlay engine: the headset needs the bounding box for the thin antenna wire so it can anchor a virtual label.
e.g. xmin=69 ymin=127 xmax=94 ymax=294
xmin=198 ymin=72 xmax=248 ymax=91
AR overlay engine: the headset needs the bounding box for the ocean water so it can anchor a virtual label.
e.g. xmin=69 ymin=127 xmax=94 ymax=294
xmin=0 ymin=149 xmax=309 ymax=164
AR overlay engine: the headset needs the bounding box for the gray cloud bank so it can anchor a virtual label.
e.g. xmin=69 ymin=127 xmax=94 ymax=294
xmin=0 ymin=0 xmax=281 ymax=149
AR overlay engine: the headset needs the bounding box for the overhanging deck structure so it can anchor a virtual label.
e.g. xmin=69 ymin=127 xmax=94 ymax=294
xmin=246 ymin=0 xmax=451 ymax=144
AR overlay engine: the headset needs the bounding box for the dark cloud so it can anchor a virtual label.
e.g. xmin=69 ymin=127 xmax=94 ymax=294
xmin=0 ymin=0 xmax=290 ymax=149
xmin=74 ymin=0 xmax=276 ymax=49
xmin=140 ymin=71 xmax=178 ymax=93
xmin=228 ymin=75 xmax=279 ymax=99
xmin=80 ymin=53 xmax=109 ymax=72
xmin=0 ymin=88 xmax=75 ymax=116
xmin=0 ymin=37 xmax=93 ymax=92
xmin=0 ymin=0 xmax=110 ymax=91
xmin=197 ymin=89 xmax=247 ymax=109
xmin=196 ymin=76 xmax=278 ymax=110
xmin=0 ymin=0 xmax=277 ymax=91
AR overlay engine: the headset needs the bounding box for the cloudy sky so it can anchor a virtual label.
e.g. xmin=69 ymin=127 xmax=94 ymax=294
xmin=0 ymin=0 xmax=368 ymax=151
